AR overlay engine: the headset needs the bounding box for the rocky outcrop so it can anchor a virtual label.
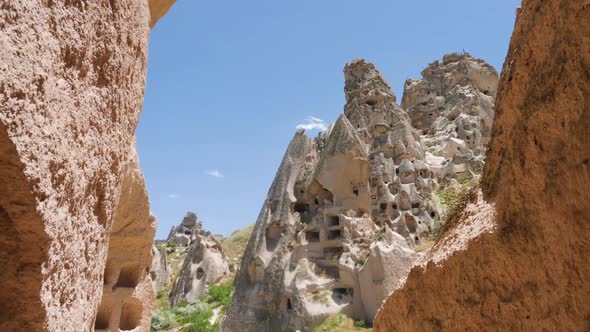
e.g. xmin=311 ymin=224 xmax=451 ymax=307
xmin=374 ymin=1 xmax=590 ymax=330
xmin=169 ymin=222 xmax=230 ymax=307
xmin=95 ymin=141 xmax=156 ymax=332
xmin=0 ymin=1 xmax=174 ymax=330
xmin=149 ymin=0 xmax=176 ymax=28
xmin=167 ymin=212 xmax=201 ymax=246
xmin=403 ymin=53 xmax=499 ymax=178
xmin=151 ymin=245 xmax=171 ymax=294
xmin=222 ymin=59 xmax=450 ymax=331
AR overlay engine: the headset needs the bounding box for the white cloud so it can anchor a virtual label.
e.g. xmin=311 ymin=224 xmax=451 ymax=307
xmin=168 ymin=193 xmax=180 ymax=199
xmin=205 ymin=169 xmax=224 ymax=178
xmin=296 ymin=116 xmax=328 ymax=131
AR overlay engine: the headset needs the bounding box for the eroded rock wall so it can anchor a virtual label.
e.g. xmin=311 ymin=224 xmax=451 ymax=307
xmin=403 ymin=53 xmax=499 ymax=178
xmin=0 ymin=2 xmax=150 ymax=330
xmin=0 ymin=1 xmax=174 ymax=330
xmin=374 ymin=1 xmax=590 ymax=330
xmin=95 ymin=141 xmax=156 ymax=332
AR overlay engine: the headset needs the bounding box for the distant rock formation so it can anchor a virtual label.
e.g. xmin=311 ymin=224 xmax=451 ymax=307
xmin=403 ymin=53 xmax=498 ymax=178
xmin=151 ymin=245 xmax=171 ymax=294
xmin=167 ymin=212 xmax=201 ymax=246
xmin=222 ymin=56 xmax=498 ymax=331
xmin=0 ymin=1 xmax=174 ymax=330
xmin=169 ymin=218 xmax=230 ymax=307
xmin=375 ymin=1 xmax=590 ymax=330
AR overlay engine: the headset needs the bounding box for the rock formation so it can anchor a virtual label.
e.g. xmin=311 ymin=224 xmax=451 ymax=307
xmin=403 ymin=53 xmax=499 ymax=178
xmin=374 ymin=0 xmax=590 ymax=330
xmin=0 ymin=1 xmax=174 ymax=330
xmin=167 ymin=212 xmax=201 ymax=246
xmin=151 ymin=245 xmax=171 ymax=294
xmin=222 ymin=58 xmax=470 ymax=331
xmin=169 ymin=219 xmax=230 ymax=307
xmin=95 ymin=140 xmax=156 ymax=332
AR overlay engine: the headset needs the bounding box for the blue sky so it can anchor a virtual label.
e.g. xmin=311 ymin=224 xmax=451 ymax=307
xmin=138 ymin=0 xmax=521 ymax=239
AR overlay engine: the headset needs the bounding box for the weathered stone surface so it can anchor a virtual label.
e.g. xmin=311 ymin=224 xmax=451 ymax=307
xmin=0 ymin=1 xmax=151 ymax=330
xmin=403 ymin=53 xmax=499 ymax=178
xmin=169 ymin=228 xmax=230 ymax=307
xmin=374 ymin=1 xmax=590 ymax=330
xmin=95 ymin=141 xmax=156 ymax=332
xmin=222 ymin=60 xmax=436 ymax=331
xmin=151 ymin=245 xmax=171 ymax=294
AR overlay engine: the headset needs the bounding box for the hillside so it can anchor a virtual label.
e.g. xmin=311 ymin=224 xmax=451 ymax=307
xmin=221 ymin=224 xmax=255 ymax=264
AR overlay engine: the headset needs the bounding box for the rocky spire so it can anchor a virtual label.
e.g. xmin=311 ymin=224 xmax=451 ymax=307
xmin=166 ymin=211 xmax=203 ymax=246
xmin=402 ymin=53 xmax=499 ymax=177
xmin=223 ymin=59 xmax=435 ymax=331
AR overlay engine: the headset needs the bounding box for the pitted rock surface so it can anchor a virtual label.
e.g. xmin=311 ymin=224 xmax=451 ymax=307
xmin=402 ymin=53 xmax=498 ymax=178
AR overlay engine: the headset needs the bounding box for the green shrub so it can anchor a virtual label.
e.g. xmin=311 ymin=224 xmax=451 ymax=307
xmin=206 ymin=281 xmax=233 ymax=313
xmin=179 ymin=310 xmax=215 ymax=332
xmin=313 ymin=313 xmax=371 ymax=331
xmin=432 ymin=175 xmax=479 ymax=240
xmin=354 ymin=320 xmax=366 ymax=328
xmin=172 ymin=300 xmax=208 ymax=317
xmin=150 ymin=309 xmax=173 ymax=331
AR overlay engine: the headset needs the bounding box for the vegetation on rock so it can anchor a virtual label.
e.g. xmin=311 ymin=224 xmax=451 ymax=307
xmin=313 ymin=313 xmax=372 ymax=332
xmin=151 ymin=280 xmax=234 ymax=332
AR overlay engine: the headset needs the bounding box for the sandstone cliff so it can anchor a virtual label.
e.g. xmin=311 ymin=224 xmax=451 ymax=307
xmin=95 ymin=141 xmax=156 ymax=331
xmin=374 ymin=0 xmax=590 ymax=330
xmin=222 ymin=56 xmax=498 ymax=331
xmin=0 ymin=1 xmax=174 ymax=330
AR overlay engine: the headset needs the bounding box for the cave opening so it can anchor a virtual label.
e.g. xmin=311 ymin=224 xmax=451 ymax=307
xmin=119 ymin=298 xmax=142 ymax=331
xmin=196 ymin=267 xmax=205 ymax=280
xmin=327 ymin=229 xmax=342 ymax=240
xmin=115 ymin=264 xmax=141 ymax=289
xmin=327 ymin=215 xmax=340 ymax=227
xmin=306 ymin=230 xmax=320 ymax=243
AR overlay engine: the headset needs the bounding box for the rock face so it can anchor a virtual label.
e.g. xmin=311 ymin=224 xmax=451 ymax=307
xmin=151 ymin=245 xmax=171 ymax=294
xmin=0 ymin=2 xmax=149 ymax=330
xmin=374 ymin=1 xmax=590 ymax=331
xmin=0 ymin=1 xmax=173 ymax=330
xmin=167 ymin=212 xmax=201 ymax=246
xmin=169 ymin=221 xmax=230 ymax=307
xmin=222 ymin=59 xmax=450 ymax=332
xmin=403 ymin=53 xmax=499 ymax=178
xmin=95 ymin=141 xmax=156 ymax=332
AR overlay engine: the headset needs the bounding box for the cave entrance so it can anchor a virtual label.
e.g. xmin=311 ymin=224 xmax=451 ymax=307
xmin=306 ymin=230 xmax=320 ymax=243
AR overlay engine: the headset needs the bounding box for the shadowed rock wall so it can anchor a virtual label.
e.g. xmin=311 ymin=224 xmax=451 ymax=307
xmin=374 ymin=1 xmax=590 ymax=330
